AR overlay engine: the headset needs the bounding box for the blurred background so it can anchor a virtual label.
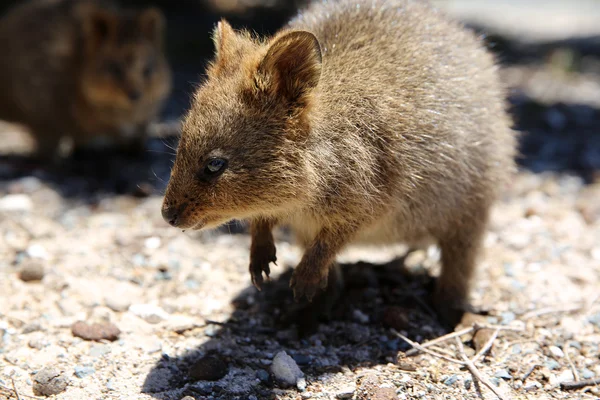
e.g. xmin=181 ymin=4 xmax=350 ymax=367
xmin=0 ymin=0 xmax=599 ymax=197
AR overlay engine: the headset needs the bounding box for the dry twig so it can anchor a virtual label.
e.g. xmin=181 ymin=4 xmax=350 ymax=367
xmin=563 ymin=342 xmax=580 ymax=382
xmin=405 ymin=323 xmax=522 ymax=356
xmin=560 ymin=377 xmax=600 ymax=391
xmin=0 ymin=383 xmax=42 ymax=400
xmin=11 ymin=378 xmax=21 ymax=400
xmin=392 ymin=328 xmax=510 ymax=400
xmin=521 ymin=304 xmax=583 ymax=320
xmin=455 ymin=337 xmax=510 ymax=400
xmin=392 ymin=329 xmax=464 ymax=364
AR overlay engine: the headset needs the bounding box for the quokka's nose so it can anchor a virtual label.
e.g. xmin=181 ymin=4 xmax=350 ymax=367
xmin=161 ymin=205 xmax=180 ymax=227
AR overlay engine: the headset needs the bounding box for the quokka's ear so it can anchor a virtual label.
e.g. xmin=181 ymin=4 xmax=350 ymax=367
xmin=212 ymin=19 xmax=235 ymax=58
xmin=138 ymin=7 xmax=166 ymax=47
xmin=255 ymin=30 xmax=322 ymax=103
xmin=82 ymin=7 xmax=117 ymax=52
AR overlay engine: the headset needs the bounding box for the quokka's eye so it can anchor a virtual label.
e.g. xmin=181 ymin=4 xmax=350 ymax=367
xmin=198 ymin=157 xmax=228 ymax=182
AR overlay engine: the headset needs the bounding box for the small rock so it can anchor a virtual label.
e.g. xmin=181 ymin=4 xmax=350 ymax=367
xmin=356 ymin=374 xmax=396 ymax=400
xmin=556 ymin=370 xmax=574 ymax=384
xmin=18 ymin=260 xmax=45 ymax=282
xmin=104 ymin=296 xmax=131 ymax=312
xmin=71 ymin=321 xmax=120 ymax=341
xmin=33 ymin=366 xmax=69 ymax=396
xmin=443 ymin=375 xmax=459 ymax=386
xmin=144 ymin=236 xmax=161 ymax=249
xmin=271 ymin=351 xmax=304 ymax=387
xmin=494 ymin=369 xmax=512 ymax=380
xmin=581 ymin=368 xmax=595 ymax=379
xmin=22 ymin=322 xmax=43 ymax=334
xmin=180 ymin=397 xmax=196 ymax=400
xmin=353 ymin=309 xmax=369 ymax=324
xmin=501 ymin=312 xmax=515 ymax=324
xmin=382 ymin=306 xmax=410 ymax=331
xmin=0 ymin=194 xmax=32 ymax=211
xmin=28 ymin=338 xmax=48 ymax=349
xmin=26 ymin=244 xmax=48 ymax=259
xmin=129 ymin=304 xmax=169 ymax=324
xmin=336 ymin=385 xmax=356 ymax=399
xmin=256 ymin=369 xmax=271 ymax=384
xmin=297 ymin=377 xmax=307 ymax=391
xmin=523 ymin=380 xmax=541 ymax=391
xmin=189 ymin=355 xmax=228 ymax=381
xmin=545 ymin=360 xmax=560 ymax=370
xmin=89 ymin=344 xmax=111 ymax=357
xmin=291 ymin=354 xmax=312 ymax=366
xmin=549 ymin=346 xmax=564 ymax=358
xmin=74 ymin=366 xmax=96 ymax=378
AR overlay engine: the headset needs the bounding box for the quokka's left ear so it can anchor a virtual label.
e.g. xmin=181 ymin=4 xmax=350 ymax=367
xmin=255 ymin=30 xmax=322 ymax=103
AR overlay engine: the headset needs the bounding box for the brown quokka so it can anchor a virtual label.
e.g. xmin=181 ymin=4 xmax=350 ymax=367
xmin=0 ymin=0 xmax=171 ymax=159
xmin=161 ymin=0 xmax=517 ymax=325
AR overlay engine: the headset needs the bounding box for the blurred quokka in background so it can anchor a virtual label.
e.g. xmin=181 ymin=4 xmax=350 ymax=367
xmin=0 ymin=0 xmax=172 ymax=160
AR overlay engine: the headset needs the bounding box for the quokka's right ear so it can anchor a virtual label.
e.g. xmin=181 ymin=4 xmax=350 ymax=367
xmin=82 ymin=7 xmax=117 ymax=53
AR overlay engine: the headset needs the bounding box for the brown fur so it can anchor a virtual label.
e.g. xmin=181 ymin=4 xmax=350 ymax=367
xmin=161 ymin=0 xmax=517 ymax=325
xmin=0 ymin=0 xmax=172 ymax=158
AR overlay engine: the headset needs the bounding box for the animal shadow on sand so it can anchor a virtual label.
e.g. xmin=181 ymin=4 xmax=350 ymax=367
xmin=142 ymin=254 xmax=464 ymax=399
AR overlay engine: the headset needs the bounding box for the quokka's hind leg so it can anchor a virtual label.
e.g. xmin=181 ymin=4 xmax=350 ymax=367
xmin=433 ymin=202 xmax=490 ymax=327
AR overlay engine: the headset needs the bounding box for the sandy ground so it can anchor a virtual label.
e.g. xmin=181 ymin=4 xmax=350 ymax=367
xmin=0 ymin=168 xmax=599 ymax=400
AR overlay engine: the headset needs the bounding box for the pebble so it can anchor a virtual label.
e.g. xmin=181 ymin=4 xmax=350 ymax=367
xmin=356 ymin=374 xmax=396 ymax=400
xmin=74 ymin=366 xmax=96 ymax=378
xmin=494 ymin=369 xmax=512 ymax=380
xmin=556 ymin=370 xmax=574 ymax=384
xmin=71 ymin=321 xmax=120 ymax=341
xmin=336 ymin=385 xmax=356 ymax=399
xmin=89 ymin=344 xmax=112 ymax=357
xmin=353 ymin=309 xmax=370 ymax=324
xmin=129 ymin=304 xmax=170 ymax=324
xmin=33 ymin=366 xmax=69 ymax=396
xmin=22 ymin=322 xmax=43 ymax=334
xmin=256 ymin=369 xmax=271 ymax=384
xmin=291 ymin=354 xmax=311 ymax=366
xmin=144 ymin=236 xmax=161 ymax=249
xmin=104 ymin=296 xmax=132 ymax=312
xmin=549 ymin=345 xmax=564 ymax=358
xmin=26 ymin=244 xmax=48 ymax=259
xmin=545 ymin=360 xmax=560 ymax=370
xmin=297 ymin=377 xmax=307 ymax=391
xmin=523 ymin=380 xmax=542 ymax=391
xmin=443 ymin=375 xmax=459 ymax=386
xmin=180 ymin=397 xmax=196 ymax=400
xmin=271 ymin=351 xmax=304 ymax=387
xmin=0 ymin=194 xmax=32 ymax=211
xmin=581 ymin=368 xmax=595 ymax=379
xmin=188 ymin=355 xmax=228 ymax=381
xmin=18 ymin=260 xmax=45 ymax=282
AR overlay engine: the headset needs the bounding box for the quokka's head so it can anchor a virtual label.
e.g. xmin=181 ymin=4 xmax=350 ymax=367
xmin=78 ymin=4 xmax=171 ymax=114
xmin=162 ymin=20 xmax=323 ymax=230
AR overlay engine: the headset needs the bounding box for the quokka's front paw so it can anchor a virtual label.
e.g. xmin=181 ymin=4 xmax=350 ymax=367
xmin=289 ymin=266 xmax=329 ymax=302
xmin=249 ymin=245 xmax=277 ymax=291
